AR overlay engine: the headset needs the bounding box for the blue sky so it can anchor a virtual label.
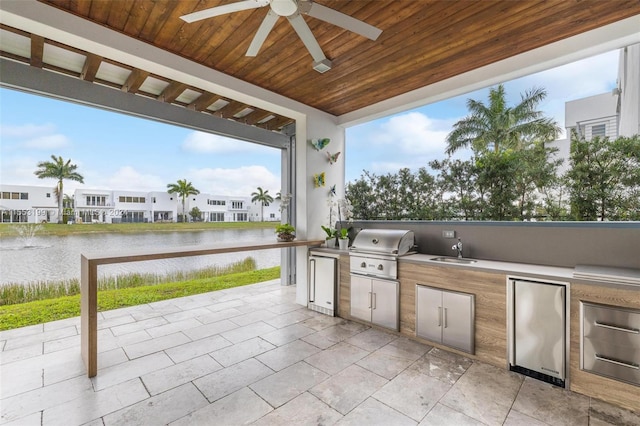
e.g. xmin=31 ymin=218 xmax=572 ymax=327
xmin=0 ymin=49 xmax=619 ymax=196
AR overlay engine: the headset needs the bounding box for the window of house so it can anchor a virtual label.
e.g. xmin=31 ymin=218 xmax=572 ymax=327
xmin=11 ymin=192 xmax=19 ymax=199
xmin=46 ymin=193 xmax=51 ymax=198
xmin=209 ymin=212 xmax=225 ymax=222
xmin=269 ymin=213 xmax=275 ymax=219
xmin=119 ymin=196 xmax=125 ymax=202
xmin=231 ymin=201 xmax=244 ymax=209
xmin=591 ymin=124 xmax=606 ymax=138
xmin=20 ymin=193 xmax=28 ymax=200
xmin=152 ymin=197 xmax=156 ymax=203
xmin=1 ymin=192 xmax=9 ymax=199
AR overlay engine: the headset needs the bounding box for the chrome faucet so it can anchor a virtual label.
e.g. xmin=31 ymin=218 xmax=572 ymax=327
xmin=452 ymin=238 xmax=463 ymax=258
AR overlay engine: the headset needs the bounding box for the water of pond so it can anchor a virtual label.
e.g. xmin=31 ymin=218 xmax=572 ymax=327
xmin=0 ymin=228 xmax=280 ymax=285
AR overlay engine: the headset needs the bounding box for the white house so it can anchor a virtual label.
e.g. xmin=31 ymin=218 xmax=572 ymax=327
xmin=74 ymin=188 xmax=114 ymax=223
xmin=548 ymin=43 xmax=640 ymax=174
xmin=248 ymin=199 xmax=282 ymax=222
xmin=149 ymin=191 xmax=176 ymax=223
xmin=0 ymin=184 xmax=59 ymax=223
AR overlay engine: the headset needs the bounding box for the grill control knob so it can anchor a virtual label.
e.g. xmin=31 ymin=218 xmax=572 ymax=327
xmin=377 ymin=264 xmax=384 ymax=271
xmin=360 ymin=262 xmax=366 ymax=268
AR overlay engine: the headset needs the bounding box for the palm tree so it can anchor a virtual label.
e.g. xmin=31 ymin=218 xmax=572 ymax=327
xmin=251 ymin=187 xmax=274 ymax=222
xmin=167 ymin=179 xmax=200 ymax=222
xmin=34 ymin=155 xmax=84 ymax=223
xmin=445 ymin=84 xmax=560 ymax=155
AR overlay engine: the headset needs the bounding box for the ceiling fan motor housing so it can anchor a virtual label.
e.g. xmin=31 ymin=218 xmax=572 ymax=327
xmin=270 ymin=0 xmax=298 ymax=16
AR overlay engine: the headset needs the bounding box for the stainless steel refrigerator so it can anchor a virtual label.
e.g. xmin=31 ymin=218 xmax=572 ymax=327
xmin=308 ymin=254 xmax=337 ymax=316
xmin=509 ymin=278 xmax=566 ymax=387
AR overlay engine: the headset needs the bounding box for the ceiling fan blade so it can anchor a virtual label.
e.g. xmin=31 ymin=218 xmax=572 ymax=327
xmin=288 ymin=14 xmax=326 ymax=63
xmin=247 ymin=10 xmax=280 ymax=56
xmin=180 ymin=0 xmax=269 ymax=23
xmin=304 ymin=2 xmax=382 ymax=41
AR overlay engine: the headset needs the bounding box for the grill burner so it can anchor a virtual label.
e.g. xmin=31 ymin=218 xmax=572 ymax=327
xmin=349 ymin=229 xmax=416 ymax=280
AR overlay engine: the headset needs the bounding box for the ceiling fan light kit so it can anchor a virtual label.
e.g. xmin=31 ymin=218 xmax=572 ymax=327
xmin=180 ymin=0 xmax=382 ymax=73
xmin=270 ymin=0 xmax=298 ymax=16
xmin=313 ymin=58 xmax=332 ymax=73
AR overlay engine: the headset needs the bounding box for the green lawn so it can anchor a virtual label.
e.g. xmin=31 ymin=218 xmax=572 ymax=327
xmin=0 ymin=221 xmax=277 ymax=237
xmin=0 ymin=266 xmax=280 ymax=330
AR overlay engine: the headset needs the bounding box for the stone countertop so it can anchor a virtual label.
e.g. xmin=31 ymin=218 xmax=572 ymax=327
xmin=400 ymin=253 xmax=574 ymax=281
xmin=308 ymin=247 xmax=639 ymax=289
xmin=401 ymin=254 xmax=640 ymax=289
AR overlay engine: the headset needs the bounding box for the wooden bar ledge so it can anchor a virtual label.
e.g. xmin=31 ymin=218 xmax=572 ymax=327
xmin=81 ymin=239 xmax=323 ymax=377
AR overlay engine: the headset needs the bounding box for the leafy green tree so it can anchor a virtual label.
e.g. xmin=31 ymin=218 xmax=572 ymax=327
xmin=251 ymin=187 xmax=274 ymax=222
xmin=167 ymin=179 xmax=200 ymax=222
xmin=34 ymin=155 xmax=84 ymax=223
xmin=445 ymin=84 xmax=560 ymax=155
xmin=430 ymin=158 xmax=480 ymax=220
xmin=476 ymin=151 xmax=519 ymax=220
xmin=412 ymin=167 xmax=438 ymax=220
xmin=189 ymin=206 xmax=202 ymax=222
xmin=566 ymin=132 xmax=640 ymax=221
xmin=512 ymin=142 xmax=563 ymax=220
xmin=346 ymin=172 xmax=379 ymax=220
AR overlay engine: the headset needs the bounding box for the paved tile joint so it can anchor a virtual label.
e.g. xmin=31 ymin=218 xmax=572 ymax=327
xmin=1 ymin=279 xmax=638 ymax=425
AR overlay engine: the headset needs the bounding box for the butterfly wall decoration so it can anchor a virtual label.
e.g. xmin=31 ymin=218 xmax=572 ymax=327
xmin=310 ymin=138 xmax=330 ymax=151
xmin=327 ymin=151 xmax=341 ymax=165
xmin=313 ymin=172 xmax=326 ymax=188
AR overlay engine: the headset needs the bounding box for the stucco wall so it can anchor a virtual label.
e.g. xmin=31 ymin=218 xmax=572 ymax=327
xmin=345 ymin=220 xmax=640 ymax=269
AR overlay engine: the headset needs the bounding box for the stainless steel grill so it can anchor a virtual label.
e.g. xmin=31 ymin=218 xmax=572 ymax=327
xmin=349 ymin=229 xmax=416 ymax=279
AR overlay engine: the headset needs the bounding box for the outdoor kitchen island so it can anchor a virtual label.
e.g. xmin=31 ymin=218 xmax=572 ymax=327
xmin=321 ymin=249 xmax=640 ymax=413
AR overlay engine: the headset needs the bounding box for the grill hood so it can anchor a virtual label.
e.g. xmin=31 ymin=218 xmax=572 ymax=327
xmin=350 ymin=229 xmax=416 ymax=256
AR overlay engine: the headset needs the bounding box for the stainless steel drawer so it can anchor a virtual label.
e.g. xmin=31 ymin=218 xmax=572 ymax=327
xmin=581 ymin=302 xmax=640 ymax=386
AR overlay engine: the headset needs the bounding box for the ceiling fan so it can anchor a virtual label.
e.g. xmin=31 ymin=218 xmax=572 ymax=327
xmin=180 ymin=0 xmax=382 ymax=73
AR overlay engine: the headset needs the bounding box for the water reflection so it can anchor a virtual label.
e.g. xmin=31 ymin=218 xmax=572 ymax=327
xmin=0 ymin=228 xmax=280 ymax=285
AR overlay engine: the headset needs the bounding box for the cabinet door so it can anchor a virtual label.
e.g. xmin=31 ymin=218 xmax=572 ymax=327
xmin=309 ymin=256 xmax=336 ymax=311
xmin=371 ymin=279 xmax=399 ymax=331
xmin=442 ymin=291 xmax=474 ymax=353
xmin=350 ymin=275 xmax=372 ymax=322
xmin=416 ymin=286 xmax=442 ymax=343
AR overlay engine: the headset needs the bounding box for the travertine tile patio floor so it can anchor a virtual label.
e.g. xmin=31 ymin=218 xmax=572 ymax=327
xmin=1 ymin=279 xmax=639 ymax=426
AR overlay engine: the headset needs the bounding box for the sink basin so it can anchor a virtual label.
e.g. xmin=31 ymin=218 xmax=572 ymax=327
xmin=430 ymin=257 xmax=478 ymax=264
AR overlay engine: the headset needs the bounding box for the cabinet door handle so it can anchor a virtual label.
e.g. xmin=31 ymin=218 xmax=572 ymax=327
xmin=444 ymin=308 xmax=448 ymax=328
xmin=372 ymin=292 xmax=377 ymax=310
xmin=437 ymin=307 xmax=442 ymax=327
xmin=368 ymin=292 xmax=372 ymax=309
xmin=309 ymin=259 xmax=316 ymax=302
xmin=595 ymin=354 xmax=639 ymax=370
xmin=595 ymin=321 xmax=639 ymax=334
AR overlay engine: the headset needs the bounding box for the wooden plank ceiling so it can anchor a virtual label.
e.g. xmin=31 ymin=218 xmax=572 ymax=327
xmin=25 ymin=0 xmax=640 ymax=120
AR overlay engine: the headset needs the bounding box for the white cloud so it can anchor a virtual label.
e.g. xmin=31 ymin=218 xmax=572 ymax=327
xmin=0 ymin=123 xmax=56 ymax=138
xmin=105 ymin=166 xmax=165 ymax=191
xmin=182 ymin=131 xmax=275 ymax=155
xmin=189 ymin=166 xmax=280 ymax=196
xmin=0 ymin=155 xmax=47 ymax=186
xmin=372 ymin=112 xmax=454 ymax=156
xmin=0 ymin=123 xmax=70 ymax=150
xmin=22 ymin=134 xmax=70 ymax=150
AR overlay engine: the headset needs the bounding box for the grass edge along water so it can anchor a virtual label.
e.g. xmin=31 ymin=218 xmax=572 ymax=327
xmin=0 ymin=265 xmax=280 ymax=330
xmin=1 ymin=257 xmax=258 ymax=306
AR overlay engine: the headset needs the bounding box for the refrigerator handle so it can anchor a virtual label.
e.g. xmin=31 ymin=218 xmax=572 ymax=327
xmin=309 ymin=259 xmax=316 ymax=302
xmin=444 ymin=308 xmax=448 ymax=328
xmin=438 ymin=307 xmax=442 ymax=327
